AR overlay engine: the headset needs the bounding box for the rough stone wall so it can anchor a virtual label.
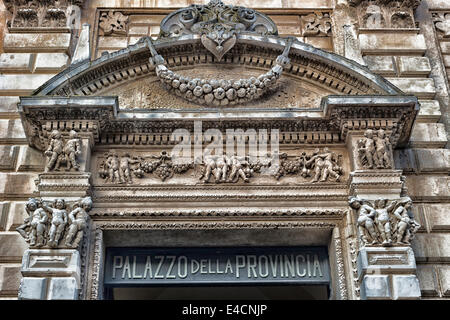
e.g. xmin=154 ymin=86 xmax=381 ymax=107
xmin=0 ymin=0 xmax=448 ymax=299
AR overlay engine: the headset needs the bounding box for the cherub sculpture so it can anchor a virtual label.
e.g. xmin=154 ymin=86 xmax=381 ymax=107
xmin=358 ymin=129 xmax=376 ymax=169
xmin=392 ymin=197 xmax=421 ymax=245
xmin=349 ymin=197 xmax=379 ymax=246
xmin=374 ymin=129 xmax=392 ymax=169
xmin=64 ymin=130 xmax=82 ymax=171
xmin=43 ymin=199 xmax=68 ymax=248
xmin=17 ymin=198 xmax=48 ymax=247
xmin=65 ymin=197 xmax=92 ymax=248
xmin=374 ymin=198 xmax=397 ymax=246
xmin=45 ymin=130 xmax=65 ymax=171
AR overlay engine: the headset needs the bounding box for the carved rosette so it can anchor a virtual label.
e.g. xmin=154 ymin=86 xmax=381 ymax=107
xmin=348 ymin=196 xmax=420 ymax=248
xmin=99 ymin=11 xmax=129 ymax=36
xmin=432 ymin=12 xmax=450 ymax=38
xmin=16 ymin=197 xmax=93 ymax=250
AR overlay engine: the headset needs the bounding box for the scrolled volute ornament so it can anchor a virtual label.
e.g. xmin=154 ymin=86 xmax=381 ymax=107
xmin=145 ymin=36 xmax=294 ymax=107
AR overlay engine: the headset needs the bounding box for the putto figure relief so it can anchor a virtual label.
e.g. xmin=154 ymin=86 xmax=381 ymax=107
xmin=16 ymin=197 xmax=93 ymax=249
xmin=45 ymin=129 xmax=83 ymax=172
xmin=357 ymin=129 xmax=392 ymax=169
xmin=348 ymin=196 xmax=420 ymax=247
xmin=199 ymin=154 xmax=253 ymax=183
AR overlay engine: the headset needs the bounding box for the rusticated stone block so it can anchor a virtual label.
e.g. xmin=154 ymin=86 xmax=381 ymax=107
xmin=0 ymin=146 xmax=18 ymax=171
xmin=386 ymin=78 xmax=436 ymax=99
xmin=3 ymin=33 xmax=71 ymax=53
xmin=359 ymin=33 xmax=427 ymax=55
xmin=410 ymin=123 xmax=447 ymax=148
xmin=0 ymin=265 xmax=21 ymax=296
xmin=7 ymin=202 xmax=27 ymax=231
xmin=438 ymin=267 xmax=450 ymax=296
xmin=0 ymin=53 xmax=31 ymax=72
xmin=360 ymin=275 xmax=390 ymax=300
xmin=0 ymin=96 xmax=20 ymax=115
xmin=48 ymin=277 xmax=78 ymax=300
xmin=396 ymin=56 xmax=431 ymax=76
xmin=416 ymin=265 xmax=439 ymax=296
xmin=404 ymin=175 xmax=450 ymax=199
xmin=393 ymin=148 xmax=417 ymax=172
xmin=34 ymin=53 xmax=69 ymax=72
xmin=98 ymin=37 xmax=128 ymax=50
xmin=392 ymin=275 xmax=421 ymax=299
xmin=412 ymin=234 xmax=450 ymax=262
xmin=16 ymin=146 xmax=45 ymax=172
xmin=0 ymin=120 xmax=26 ymax=143
xmin=363 ymin=56 xmax=395 ymax=75
xmin=415 ymin=149 xmax=450 ymax=172
xmin=424 ymin=204 xmax=450 ymax=231
xmin=417 ymin=100 xmax=441 ymax=123
xmin=0 ymin=202 xmax=10 ymax=231
xmin=0 ymin=74 xmax=54 ymax=96
xmin=0 ymin=234 xmax=28 ymax=263
xmin=18 ymin=277 xmax=47 ymax=300
xmin=0 ymin=173 xmax=38 ymax=198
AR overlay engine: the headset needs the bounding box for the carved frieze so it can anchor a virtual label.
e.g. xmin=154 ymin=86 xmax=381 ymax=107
xmin=16 ymin=197 xmax=92 ymax=249
xmin=301 ymin=12 xmax=332 ymax=36
xmin=95 ymin=148 xmax=344 ymax=185
xmin=348 ymin=196 xmax=420 ymax=248
xmin=432 ymin=12 xmax=450 ymax=38
xmin=350 ymin=0 xmax=418 ymax=29
xmin=4 ymin=0 xmax=83 ymax=29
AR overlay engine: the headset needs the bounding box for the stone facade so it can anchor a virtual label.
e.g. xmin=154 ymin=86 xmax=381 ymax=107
xmin=0 ymin=0 xmax=448 ymax=300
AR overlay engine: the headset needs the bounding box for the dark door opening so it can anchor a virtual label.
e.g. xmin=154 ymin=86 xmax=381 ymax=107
xmin=106 ymin=284 xmax=330 ymax=300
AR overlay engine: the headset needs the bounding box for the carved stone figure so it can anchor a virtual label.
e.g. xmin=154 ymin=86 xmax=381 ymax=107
xmin=119 ymin=153 xmax=141 ymax=183
xmin=16 ymin=198 xmax=48 ymax=247
xmin=44 ymin=199 xmax=68 ymax=248
xmin=65 ymin=197 xmax=92 ymax=248
xmin=349 ymin=197 xmax=378 ymax=245
xmin=45 ymin=130 xmax=65 ymax=172
xmin=64 ymin=130 xmax=82 ymax=171
xmin=349 ymin=196 xmax=420 ymax=247
xmin=308 ymin=148 xmax=341 ymax=183
xmin=374 ymin=129 xmax=392 ymax=169
xmin=358 ymin=129 xmax=392 ymax=169
xmin=228 ymin=155 xmax=251 ymax=183
xmin=105 ymin=153 xmax=121 ymax=183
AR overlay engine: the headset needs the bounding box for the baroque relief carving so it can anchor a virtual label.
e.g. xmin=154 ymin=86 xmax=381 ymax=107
xmin=351 ymin=0 xmax=418 ymax=29
xmin=357 ymin=129 xmax=392 ymax=169
xmin=301 ymin=12 xmax=332 ymax=36
xmin=432 ymin=12 xmax=450 ymax=38
xmin=348 ymin=196 xmax=420 ymax=247
xmin=4 ymin=0 xmax=83 ymax=29
xmin=16 ymin=197 xmax=92 ymax=249
xmin=99 ymin=11 xmax=129 ymax=36
xmin=45 ymin=129 xmax=82 ymax=172
xmin=96 ymin=149 xmax=344 ymax=184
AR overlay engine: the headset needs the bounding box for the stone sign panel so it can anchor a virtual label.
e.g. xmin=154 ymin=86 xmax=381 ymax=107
xmin=104 ymin=247 xmax=330 ymax=286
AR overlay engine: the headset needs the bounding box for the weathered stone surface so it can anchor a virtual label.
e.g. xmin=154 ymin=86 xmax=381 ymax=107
xmin=424 ymin=204 xmax=450 ymax=232
xmin=397 ymin=56 xmax=431 ymax=76
xmin=386 ymin=78 xmax=436 ymax=99
xmin=412 ymin=234 xmax=450 ymax=262
xmin=0 ymin=96 xmax=20 ymax=115
xmin=0 ymin=53 xmax=31 ymax=72
xmin=97 ymin=36 xmax=128 ymax=50
xmin=3 ymin=34 xmax=71 ymax=53
xmin=0 ymin=265 xmax=21 ymax=296
xmin=128 ymin=25 xmax=149 ymax=35
xmin=415 ymin=149 xmax=450 ymax=172
xmin=359 ymin=34 xmax=427 ymax=55
xmin=440 ymin=42 xmax=450 ymax=54
xmin=393 ymin=148 xmax=417 ymax=172
xmin=0 ymin=234 xmax=28 ymax=263
xmin=360 ymin=275 xmax=390 ymax=300
xmin=18 ymin=277 xmax=47 ymax=300
xmin=392 ymin=275 xmax=421 ymax=299
xmin=416 ymin=265 xmax=439 ymax=296
xmin=357 ymin=247 xmax=417 ymax=277
xmin=0 ymin=120 xmax=26 ymax=143
xmin=47 ymin=277 xmax=78 ymax=300
xmin=427 ymin=0 xmax=450 ymax=9
xmin=363 ymin=56 xmax=395 ymax=75
xmin=7 ymin=202 xmax=27 ymax=232
xmin=405 ymin=175 xmax=450 ymax=200
xmin=17 ymin=146 xmax=45 ymax=172
xmin=304 ymin=37 xmax=333 ymax=51
xmin=0 ymin=146 xmax=18 ymax=171
xmin=439 ymin=267 xmax=450 ymax=296
xmin=0 ymin=74 xmax=55 ymax=95
xmin=417 ymin=100 xmax=441 ymax=123
xmin=0 ymin=173 xmax=38 ymax=198
xmin=410 ymin=123 xmax=448 ymax=148
xmin=0 ymin=202 xmax=9 ymax=231
xmin=34 ymin=53 xmax=69 ymax=72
